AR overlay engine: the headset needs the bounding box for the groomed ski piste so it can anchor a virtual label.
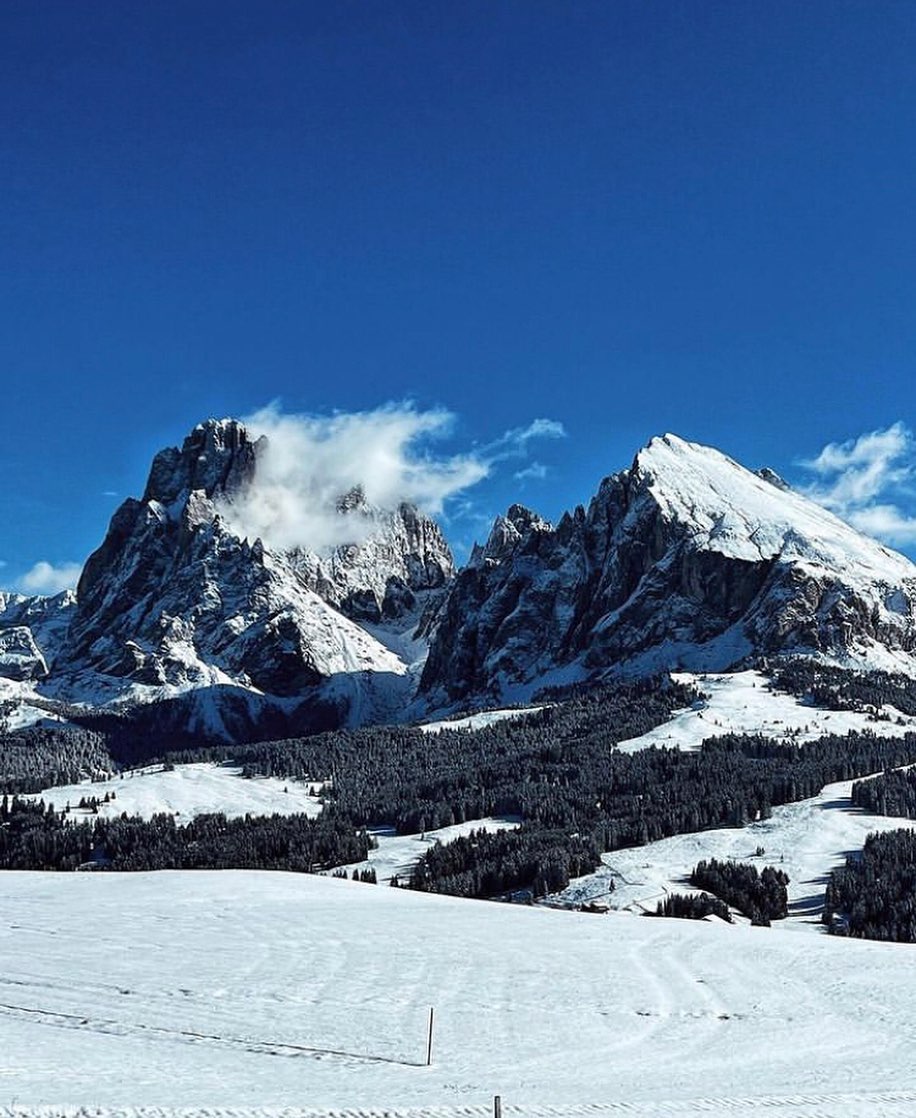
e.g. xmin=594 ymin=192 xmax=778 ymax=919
xmin=4 ymin=870 xmax=916 ymax=1116
xmin=6 ymin=670 xmax=916 ymax=1116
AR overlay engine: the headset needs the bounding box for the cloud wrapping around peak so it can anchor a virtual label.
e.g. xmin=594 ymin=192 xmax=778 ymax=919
xmin=218 ymin=402 xmax=563 ymax=553
xmin=802 ymin=422 xmax=916 ymax=546
xmin=17 ymin=561 xmax=82 ymax=595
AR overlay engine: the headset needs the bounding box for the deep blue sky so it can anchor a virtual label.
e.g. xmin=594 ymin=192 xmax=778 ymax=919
xmin=3 ymin=1 xmax=916 ymax=589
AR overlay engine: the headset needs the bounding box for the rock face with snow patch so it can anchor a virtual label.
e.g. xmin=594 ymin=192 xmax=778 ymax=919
xmin=420 ymin=434 xmax=916 ymax=703
xmin=49 ymin=419 xmax=452 ymax=731
xmin=0 ymin=590 xmax=76 ymax=681
xmin=290 ymin=489 xmax=453 ymax=623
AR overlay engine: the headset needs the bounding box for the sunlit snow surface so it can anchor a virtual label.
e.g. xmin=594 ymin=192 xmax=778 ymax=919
xmin=29 ymin=763 xmax=326 ymax=822
xmin=617 ymin=670 xmax=916 ymax=752
xmin=3 ymin=872 xmax=916 ymax=1115
xmin=7 ymin=672 xmax=916 ymax=1114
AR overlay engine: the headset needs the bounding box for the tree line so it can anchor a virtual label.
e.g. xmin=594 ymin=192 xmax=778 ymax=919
xmin=851 ymin=767 xmax=916 ymax=818
xmin=769 ymin=660 xmax=916 ymax=719
xmin=824 ymin=828 xmax=916 ymax=941
xmin=690 ymin=858 xmax=789 ymax=925
xmin=653 ymin=893 xmax=732 ymax=922
xmin=0 ymin=795 xmax=369 ymax=872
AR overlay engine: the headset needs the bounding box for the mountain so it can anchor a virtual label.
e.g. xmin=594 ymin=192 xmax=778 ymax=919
xmin=420 ymin=434 xmax=916 ymax=705
xmin=4 ymin=426 xmax=916 ymax=739
xmin=0 ymin=590 xmax=76 ymax=681
xmin=8 ymin=418 xmax=453 ymax=738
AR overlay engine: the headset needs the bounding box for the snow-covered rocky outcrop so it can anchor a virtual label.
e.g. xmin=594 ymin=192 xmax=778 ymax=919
xmin=0 ymin=590 xmax=76 ymax=681
xmin=289 ymin=488 xmax=453 ymax=624
xmin=420 ymin=434 xmax=916 ymax=704
xmin=26 ymin=418 xmax=454 ymax=733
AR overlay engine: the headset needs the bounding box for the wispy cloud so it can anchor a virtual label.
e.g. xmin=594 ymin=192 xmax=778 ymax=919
xmin=483 ymin=418 xmax=567 ymax=461
xmin=218 ymin=402 xmax=564 ymax=553
xmin=16 ymin=561 xmax=82 ymax=595
xmin=514 ymin=461 xmax=548 ymax=482
xmin=802 ymin=422 xmax=916 ymax=546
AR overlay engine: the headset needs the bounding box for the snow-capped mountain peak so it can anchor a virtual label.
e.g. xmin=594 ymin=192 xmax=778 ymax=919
xmin=421 ymin=432 xmax=916 ymax=705
xmin=634 ymin=433 xmax=914 ymax=582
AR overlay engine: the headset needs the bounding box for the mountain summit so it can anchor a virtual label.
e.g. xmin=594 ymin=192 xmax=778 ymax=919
xmin=31 ymin=418 xmax=452 ymax=736
xmin=3 ymin=426 xmax=916 ymax=738
xmin=420 ymin=433 xmax=916 ymax=704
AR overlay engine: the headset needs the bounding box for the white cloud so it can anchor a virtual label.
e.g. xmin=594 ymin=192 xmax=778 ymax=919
xmin=514 ymin=462 xmax=548 ymax=481
xmin=802 ymin=423 xmax=916 ymax=547
xmin=17 ymin=561 xmax=82 ymax=595
xmin=848 ymin=505 xmax=916 ymax=546
xmin=218 ymin=402 xmax=563 ymax=553
xmin=484 ymin=418 xmax=567 ymax=460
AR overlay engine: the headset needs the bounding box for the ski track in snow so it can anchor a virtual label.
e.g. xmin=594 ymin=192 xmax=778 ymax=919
xmin=3 ymin=872 xmax=916 ymax=1114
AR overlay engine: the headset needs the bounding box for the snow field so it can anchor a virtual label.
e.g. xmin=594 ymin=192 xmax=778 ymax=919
xmin=28 ymin=764 xmax=327 ymax=822
xmin=3 ymin=871 xmax=916 ymax=1114
xmin=616 ymin=669 xmax=916 ymax=753
xmin=556 ymin=771 xmax=916 ymax=924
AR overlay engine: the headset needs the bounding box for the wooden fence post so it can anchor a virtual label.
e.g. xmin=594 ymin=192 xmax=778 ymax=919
xmin=426 ymin=1006 xmax=434 ymax=1066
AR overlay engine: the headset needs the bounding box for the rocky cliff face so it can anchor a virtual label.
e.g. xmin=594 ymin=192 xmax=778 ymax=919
xmin=290 ymin=490 xmax=453 ymax=624
xmin=0 ymin=590 xmax=76 ymax=681
xmin=420 ymin=434 xmax=916 ymax=704
xmin=41 ymin=418 xmax=453 ymax=733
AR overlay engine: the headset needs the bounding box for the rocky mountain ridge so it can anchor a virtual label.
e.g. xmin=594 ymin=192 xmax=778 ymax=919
xmin=420 ymin=434 xmax=916 ymax=705
xmin=3 ymin=426 xmax=916 ymax=739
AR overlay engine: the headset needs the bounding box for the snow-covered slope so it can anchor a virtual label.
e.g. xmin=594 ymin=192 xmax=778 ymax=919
xmin=4 ymin=870 xmax=916 ymax=1114
xmin=617 ymin=670 xmax=916 ymax=752
xmin=642 ymin=434 xmax=914 ymax=581
xmin=29 ymin=762 xmax=327 ymax=822
xmin=421 ymin=434 xmax=916 ymax=705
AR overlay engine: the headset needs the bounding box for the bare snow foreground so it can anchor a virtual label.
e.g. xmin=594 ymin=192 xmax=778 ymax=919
xmin=2 ymin=872 xmax=916 ymax=1116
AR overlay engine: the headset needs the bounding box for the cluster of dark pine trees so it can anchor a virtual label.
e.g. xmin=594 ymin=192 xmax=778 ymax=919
xmin=653 ymin=893 xmax=732 ymax=922
xmin=851 ymin=767 xmax=916 ymax=818
xmin=823 ymin=829 xmax=916 ymax=941
xmin=0 ymin=795 xmax=369 ymax=872
xmin=769 ymin=660 xmax=916 ymax=718
xmin=0 ymin=726 xmax=112 ymax=794
xmin=689 ymin=858 xmax=789 ymax=925
xmin=9 ymin=664 xmax=916 ymax=904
